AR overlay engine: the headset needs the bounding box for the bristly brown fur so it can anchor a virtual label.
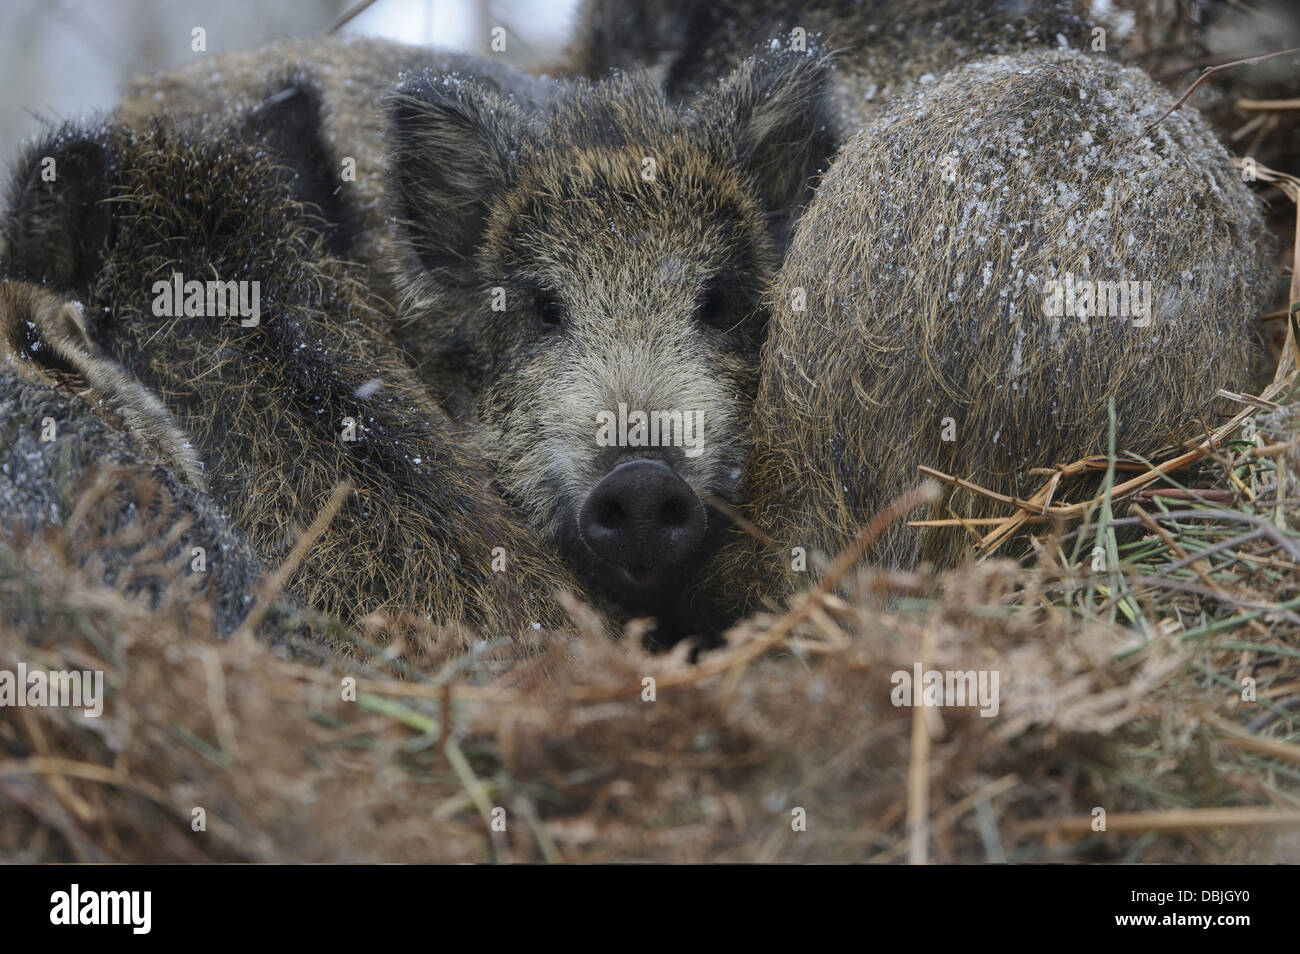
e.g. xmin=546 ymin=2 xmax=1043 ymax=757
xmin=0 ymin=116 xmax=578 ymax=639
xmin=568 ymin=0 xmax=1093 ymax=131
xmin=734 ymin=49 xmax=1274 ymax=602
xmin=0 ymin=281 xmax=270 ymax=638
xmin=0 ymin=281 xmax=206 ymax=488
xmin=116 ymin=34 xmax=558 ymax=293
xmin=384 ymin=46 xmax=836 ymax=640
xmin=115 ymin=37 xmax=839 ymax=642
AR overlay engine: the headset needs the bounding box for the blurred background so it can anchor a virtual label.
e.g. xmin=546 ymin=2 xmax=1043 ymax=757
xmin=0 ymin=0 xmax=581 ymax=149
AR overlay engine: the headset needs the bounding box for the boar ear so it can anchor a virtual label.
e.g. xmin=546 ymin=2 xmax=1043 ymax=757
xmin=386 ymin=73 xmax=531 ymax=282
xmin=243 ymin=79 xmax=358 ymax=257
xmin=691 ymin=45 xmax=838 ymax=248
xmin=1 ymin=124 xmax=115 ymax=294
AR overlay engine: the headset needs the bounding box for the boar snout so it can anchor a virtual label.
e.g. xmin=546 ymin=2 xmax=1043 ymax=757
xmin=579 ymin=459 xmax=706 ymax=585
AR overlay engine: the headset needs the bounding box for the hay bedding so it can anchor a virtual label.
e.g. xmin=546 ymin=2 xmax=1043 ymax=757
xmin=3 ymin=459 xmax=1297 ymax=863
xmin=3 ymin=32 xmax=1300 ymax=866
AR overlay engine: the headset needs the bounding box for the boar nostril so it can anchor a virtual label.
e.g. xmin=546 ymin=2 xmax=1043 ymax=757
xmin=578 ymin=459 xmax=706 ymax=575
xmin=660 ymin=498 xmax=688 ymax=527
xmin=598 ymin=499 xmax=626 ymax=529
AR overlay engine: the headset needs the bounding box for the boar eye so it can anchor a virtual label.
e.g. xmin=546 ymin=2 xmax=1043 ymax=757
xmin=535 ymin=294 xmax=566 ymax=331
xmin=696 ymin=283 xmax=730 ymax=330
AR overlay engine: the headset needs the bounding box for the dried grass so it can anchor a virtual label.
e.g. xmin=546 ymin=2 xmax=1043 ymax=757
xmin=3 ymin=410 xmax=1298 ymax=862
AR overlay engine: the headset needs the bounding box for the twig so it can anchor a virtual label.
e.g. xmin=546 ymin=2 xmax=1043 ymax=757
xmin=230 ymin=481 xmax=353 ymax=644
xmin=906 ymin=626 xmax=934 ymax=865
xmin=1143 ymin=48 xmax=1300 ymax=135
xmin=329 ymin=0 xmax=383 ymax=34
xmin=1237 ymin=97 xmax=1300 ymax=111
xmin=1016 ymin=806 xmax=1300 ymax=838
xmin=1130 ymin=488 xmax=1236 ymax=503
